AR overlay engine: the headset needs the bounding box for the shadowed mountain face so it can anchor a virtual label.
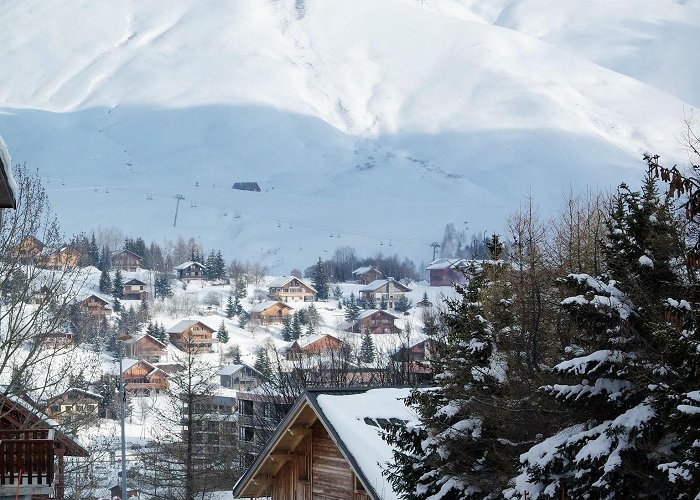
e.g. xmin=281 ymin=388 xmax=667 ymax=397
xmin=0 ymin=0 xmax=697 ymax=271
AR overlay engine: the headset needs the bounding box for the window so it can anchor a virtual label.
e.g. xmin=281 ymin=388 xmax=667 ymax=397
xmin=239 ymin=399 xmax=254 ymax=416
xmin=239 ymin=426 xmax=254 ymax=442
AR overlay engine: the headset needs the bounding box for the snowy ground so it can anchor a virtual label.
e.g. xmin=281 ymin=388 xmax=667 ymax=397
xmin=1 ymin=0 xmax=698 ymax=272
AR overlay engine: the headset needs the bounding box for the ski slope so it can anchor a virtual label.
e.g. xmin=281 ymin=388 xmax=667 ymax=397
xmin=0 ymin=0 xmax=698 ymax=271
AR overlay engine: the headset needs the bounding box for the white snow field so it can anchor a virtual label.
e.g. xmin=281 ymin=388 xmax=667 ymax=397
xmin=0 ymin=0 xmax=698 ymax=272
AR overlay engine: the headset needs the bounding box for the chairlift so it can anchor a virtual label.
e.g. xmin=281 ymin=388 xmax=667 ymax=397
xmin=277 ymin=220 xmax=281 ymax=228
xmin=61 ymin=179 xmax=65 ymax=186
xmin=380 ymin=240 xmax=384 ymax=246
xmin=105 ymin=186 xmax=110 ymax=194
xmin=389 ymin=240 xmax=393 ymax=247
xmin=235 ymin=212 xmax=241 ymax=219
xmin=329 ymin=233 xmax=333 ymax=238
xmin=147 ymin=193 xmax=153 ymax=200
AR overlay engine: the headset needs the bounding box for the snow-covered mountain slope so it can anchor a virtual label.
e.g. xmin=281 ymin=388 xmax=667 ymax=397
xmin=0 ymin=0 xmax=698 ymax=271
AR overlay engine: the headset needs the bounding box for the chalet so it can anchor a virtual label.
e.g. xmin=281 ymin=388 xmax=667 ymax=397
xmin=111 ymin=249 xmax=142 ymax=272
xmin=77 ymin=293 xmax=112 ymax=318
xmin=123 ymin=278 xmax=149 ymax=301
xmin=352 ymin=266 xmax=384 ymax=285
xmin=339 ymin=309 xmax=402 ymax=334
xmin=0 ymin=134 xmax=16 ymax=208
xmin=46 ymin=388 xmax=102 ymax=423
xmin=232 ymin=182 xmax=261 ymax=192
xmin=218 ymin=364 xmax=264 ymax=391
xmin=15 ymin=236 xmax=44 ymax=263
xmin=40 ymin=245 xmax=81 ymax=270
xmin=249 ymin=300 xmax=293 ymax=325
xmin=124 ymin=334 xmax=167 ymax=363
xmin=235 ymin=391 xmax=289 ymax=462
xmin=174 ymin=261 xmax=206 ymax=282
xmin=166 ymin=319 xmax=215 ymax=351
xmin=122 ymin=359 xmax=169 ymax=395
xmin=426 ymin=257 xmax=468 ymax=286
xmin=393 ymin=336 xmax=439 ymax=363
xmin=38 ymin=329 xmax=74 ymax=348
xmin=109 ymin=484 xmax=139 ymax=499
xmin=358 ymin=277 xmax=411 ymax=309
xmin=0 ymin=391 xmax=89 ymax=499
xmin=232 ymin=387 xmax=416 ymax=500
xmin=285 ymin=333 xmax=342 ymax=360
xmin=189 ymin=392 xmax=238 ymax=457
xmin=267 ymin=276 xmax=317 ymax=303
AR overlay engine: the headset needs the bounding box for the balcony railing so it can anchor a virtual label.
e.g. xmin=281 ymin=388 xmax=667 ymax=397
xmin=0 ymin=429 xmax=55 ymax=488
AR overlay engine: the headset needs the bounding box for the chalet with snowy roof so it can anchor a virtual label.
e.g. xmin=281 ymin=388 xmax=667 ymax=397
xmin=15 ymin=236 xmax=44 ymax=263
xmin=167 ymin=319 xmax=214 ymax=351
xmin=352 ymin=266 xmax=384 ymax=285
xmin=0 ymin=135 xmax=16 ymax=208
xmin=124 ymin=334 xmax=167 ymax=363
xmin=339 ymin=309 xmax=402 ymax=334
xmin=218 ymin=364 xmax=264 ymax=391
xmin=111 ymin=249 xmax=142 ymax=272
xmin=0 ymin=391 xmax=89 ymax=499
xmin=122 ymin=359 xmax=169 ymax=395
xmin=426 ymin=257 xmax=468 ymax=286
xmin=393 ymin=336 xmax=439 ymax=363
xmin=249 ymin=300 xmax=293 ymax=325
xmin=40 ymin=245 xmax=81 ymax=270
xmin=174 ymin=261 xmax=206 ymax=282
xmin=123 ymin=278 xmax=149 ymax=300
xmin=232 ymin=387 xmax=417 ymax=500
xmin=46 ymin=388 xmax=102 ymax=423
xmin=77 ymin=293 xmax=111 ymax=318
xmin=38 ymin=329 xmax=74 ymax=348
xmin=267 ymin=276 xmax=317 ymax=303
xmin=285 ymin=334 xmax=342 ymax=360
xmin=358 ymin=277 xmax=411 ymax=309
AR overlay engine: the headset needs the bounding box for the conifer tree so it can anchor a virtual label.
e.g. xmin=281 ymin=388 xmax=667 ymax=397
xmin=384 ymin=264 xmax=507 ymax=498
xmin=238 ymin=311 xmax=249 ymax=329
xmin=89 ymin=233 xmax=100 ymax=267
xmin=154 ymin=273 xmax=173 ymax=299
xmin=99 ymin=269 xmax=112 ymax=294
xmin=229 ymin=344 xmax=242 ymax=364
xmin=360 ymin=332 xmax=374 ymax=363
xmin=217 ymin=320 xmax=229 ymax=344
xmin=112 ymin=270 xmax=124 ymax=300
xmin=311 ymin=257 xmax=329 ymax=300
xmin=344 ymin=293 xmax=361 ymax=331
xmin=306 ymin=303 xmax=320 ymax=328
xmin=514 ymin=171 xmax=695 ymax=498
xmin=254 ymin=346 xmax=272 ymax=378
xmin=98 ymin=246 xmax=111 ymax=272
xmin=333 ymin=285 xmax=343 ymax=300
xmin=379 ymin=296 xmax=387 ymax=310
xmin=225 ymin=294 xmax=236 ymax=319
xmin=282 ymin=316 xmax=293 ymax=342
xmin=291 ymin=312 xmax=302 ymax=340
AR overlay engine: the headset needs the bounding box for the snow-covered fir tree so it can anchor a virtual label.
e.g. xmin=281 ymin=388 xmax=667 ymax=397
xmin=512 ymin=171 xmax=699 ymax=498
xmin=384 ymin=264 xmax=508 ymax=498
xmin=360 ymin=331 xmax=374 ymax=363
xmin=311 ymin=257 xmax=329 ymax=300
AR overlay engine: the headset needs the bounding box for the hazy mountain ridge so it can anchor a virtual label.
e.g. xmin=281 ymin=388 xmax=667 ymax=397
xmin=0 ymin=0 xmax=698 ymax=271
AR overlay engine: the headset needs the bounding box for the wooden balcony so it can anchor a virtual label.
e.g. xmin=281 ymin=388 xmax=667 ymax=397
xmin=0 ymin=429 xmax=55 ymax=496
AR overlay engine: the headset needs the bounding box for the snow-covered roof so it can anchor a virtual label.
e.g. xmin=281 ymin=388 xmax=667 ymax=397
xmin=112 ymin=249 xmax=143 ymax=259
xmin=76 ymin=291 xmax=112 ymax=305
xmin=233 ymin=387 xmax=416 ymax=499
xmin=426 ymin=257 xmax=467 ymax=270
xmin=249 ymin=300 xmax=291 ymax=313
xmin=266 ymin=276 xmax=317 ymax=292
xmin=217 ymin=363 xmax=261 ymax=377
xmin=352 ymin=266 xmax=382 ymax=275
xmin=0 ymin=134 xmax=17 ymax=209
xmin=174 ymin=261 xmax=205 ymax=270
xmin=124 ymin=278 xmax=147 ymax=286
xmin=359 ymin=278 xmax=410 ymax=292
xmin=124 ymin=334 xmax=167 ymax=348
xmin=166 ymin=319 xmax=214 ymax=333
xmin=53 ymin=387 xmax=103 ymax=401
xmin=293 ymin=333 xmax=339 ymax=349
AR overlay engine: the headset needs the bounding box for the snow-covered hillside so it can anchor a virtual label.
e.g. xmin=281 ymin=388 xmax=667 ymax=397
xmin=0 ymin=0 xmax=698 ymax=271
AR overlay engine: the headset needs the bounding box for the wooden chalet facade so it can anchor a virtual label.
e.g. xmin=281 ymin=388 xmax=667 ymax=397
xmin=351 ymin=266 xmax=384 ymax=285
xmin=249 ymin=300 xmax=293 ymax=325
xmin=358 ymin=278 xmax=411 ymax=309
xmin=232 ymin=387 xmax=416 ymax=500
xmin=0 ymin=392 xmax=88 ymax=499
xmin=286 ymin=334 xmax=342 ymax=360
xmin=77 ymin=293 xmax=111 ymax=318
xmin=167 ymin=319 xmax=214 ymax=351
xmin=122 ymin=359 xmax=169 ymax=395
xmin=40 ymin=246 xmax=80 ymax=270
xmin=15 ymin=236 xmax=44 ymax=263
xmin=267 ymin=277 xmax=317 ymax=303
xmin=124 ymin=334 xmax=167 ymax=363
xmin=123 ymin=278 xmax=149 ymax=301
xmin=174 ymin=261 xmax=206 ymax=282
xmin=111 ymin=249 xmax=142 ymax=272
xmin=218 ymin=364 xmax=263 ymax=391
xmin=340 ymin=309 xmax=401 ymax=334
xmin=46 ymin=388 xmax=101 ymax=423
xmin=426 ymin=258 xmax=468 ymax=286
